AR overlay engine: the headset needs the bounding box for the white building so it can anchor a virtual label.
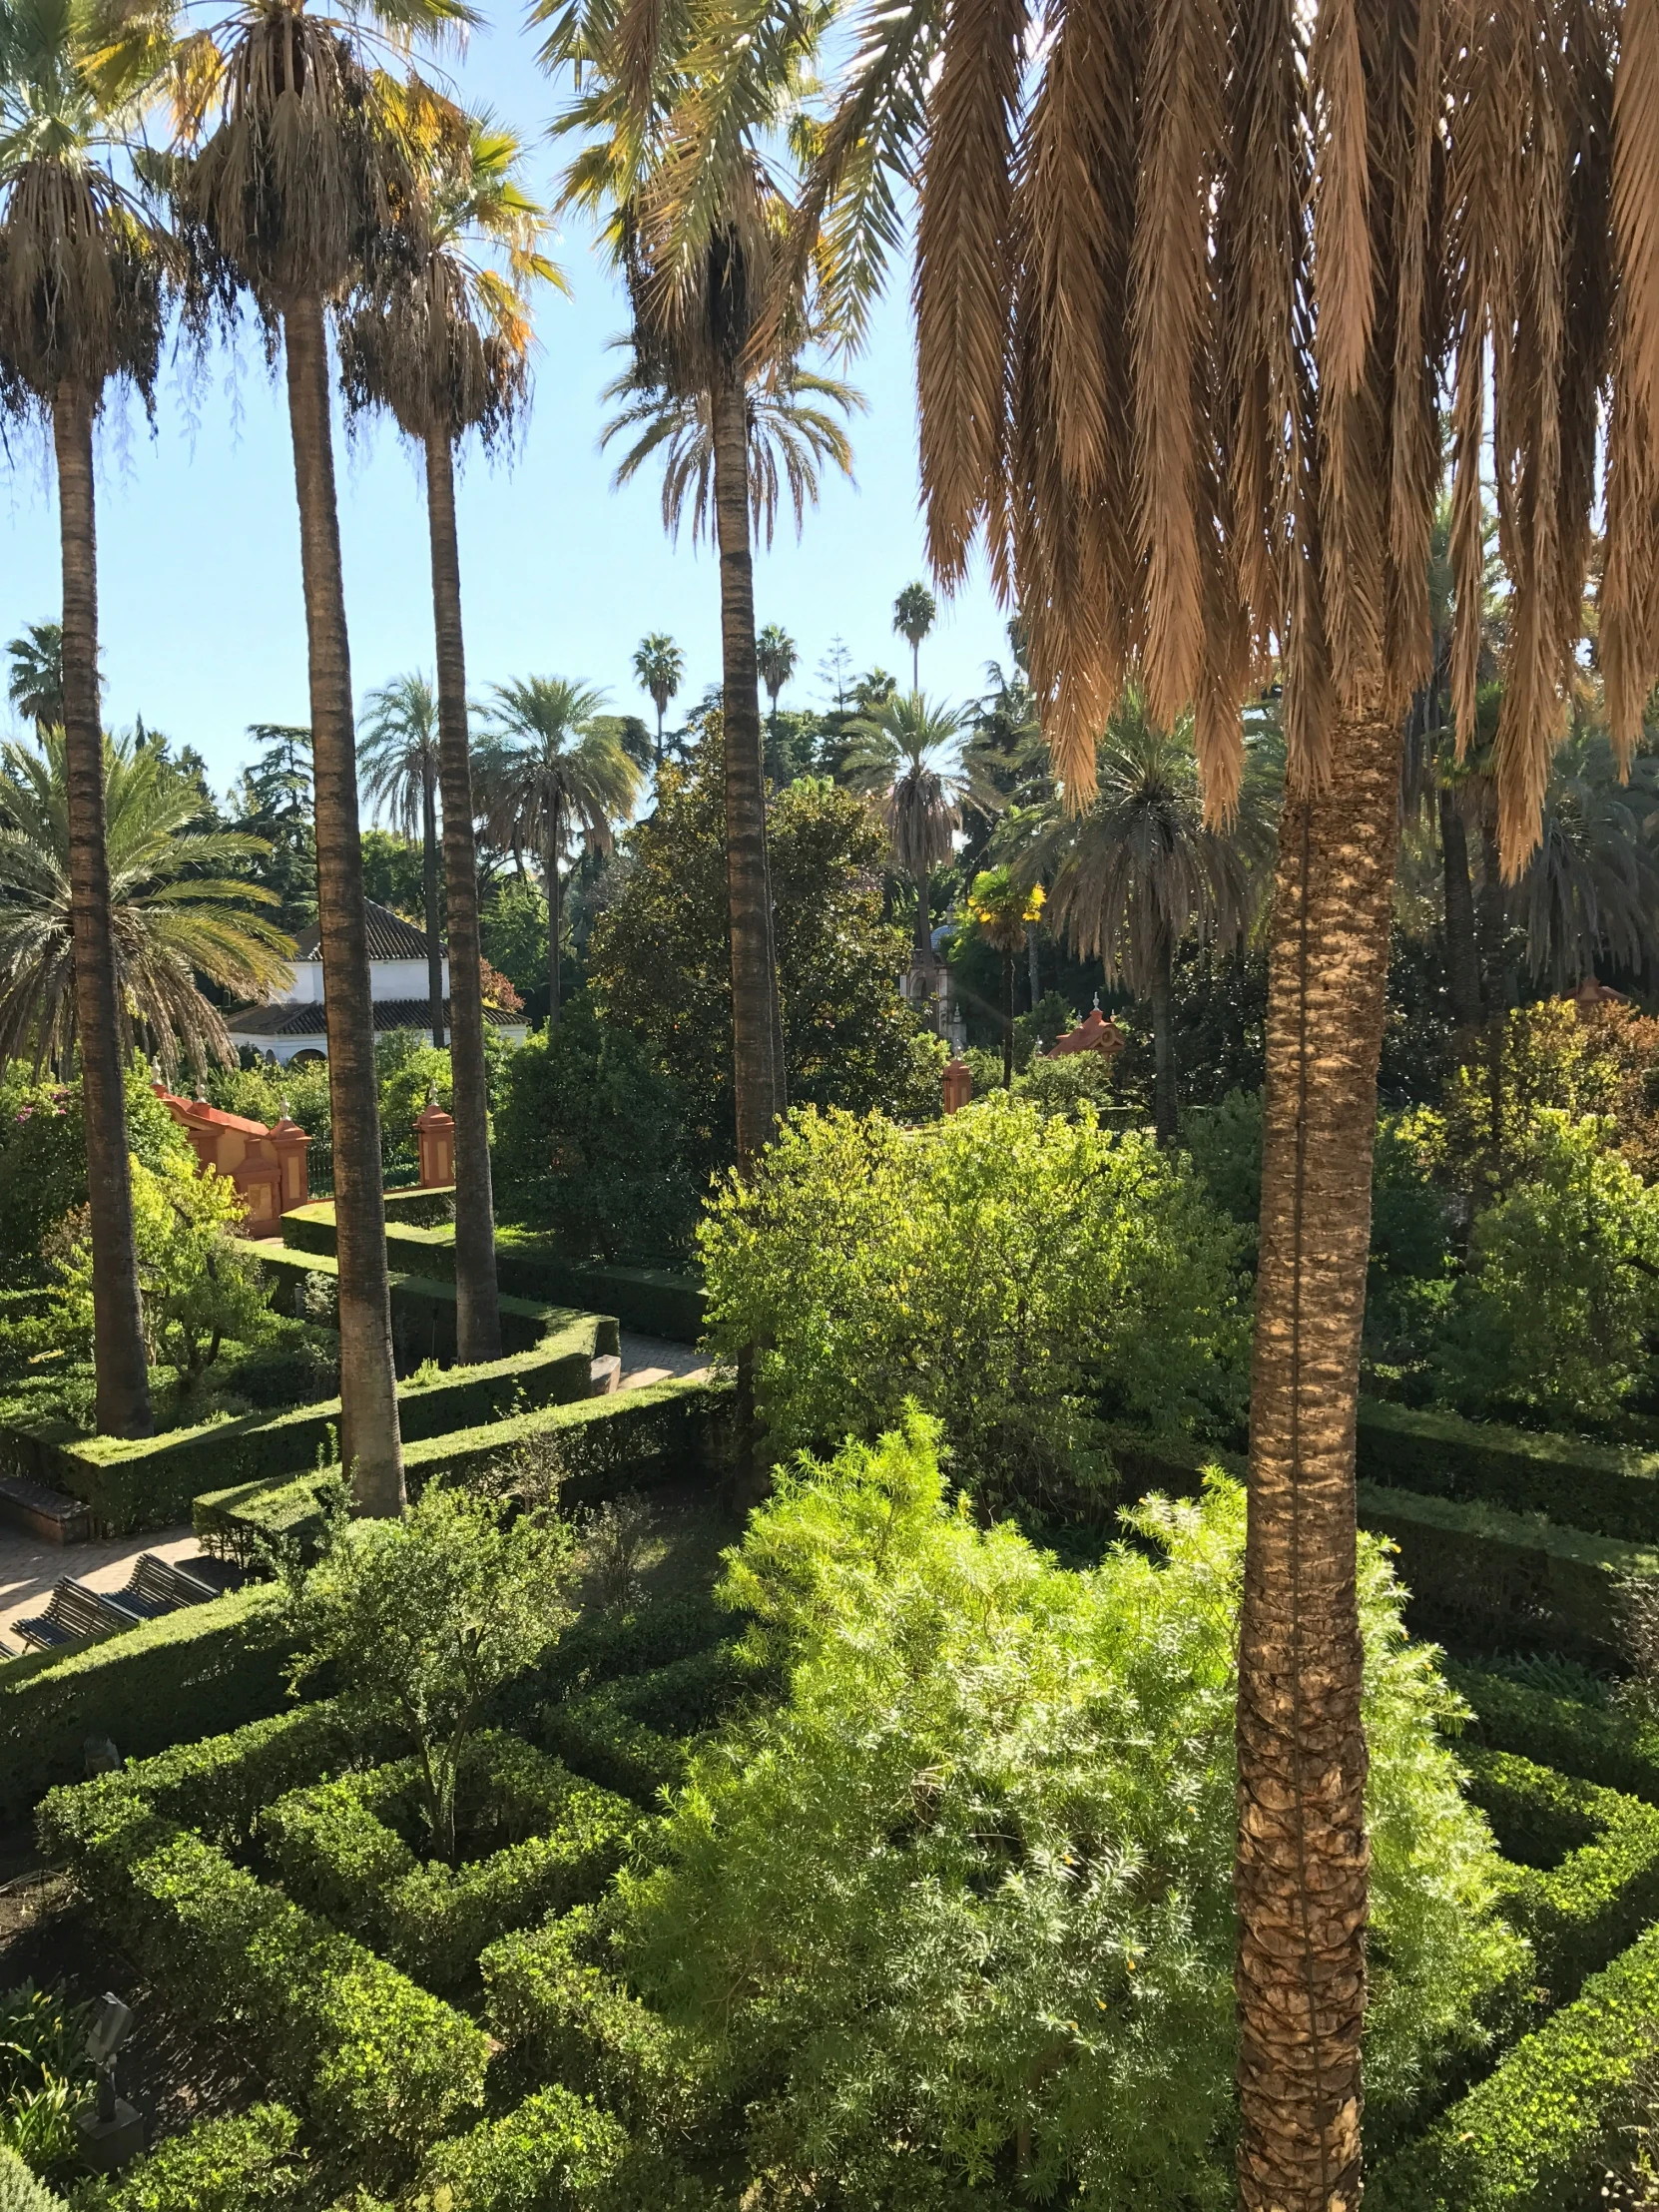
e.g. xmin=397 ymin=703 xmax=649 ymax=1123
xmin=226 ymin=901 xmax=529 ymax=1066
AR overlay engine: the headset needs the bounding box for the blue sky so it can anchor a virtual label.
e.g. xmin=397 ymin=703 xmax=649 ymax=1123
xmin=0 ymin=11 xmax=1011 ymax=805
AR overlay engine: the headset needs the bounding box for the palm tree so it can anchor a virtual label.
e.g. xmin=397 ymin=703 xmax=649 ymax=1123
xmin=358 ymin=673 xmax=444 ymax=1046
xmin=7 ymin=620 xmax=65 ymax=731
xmin=892 ymin=581 xmax=934 ymax=693
xmin=1511 ymin=729 xmax=1659 ymax=992
xmin=842 ymin=690 xmax=976 ymax=1009
xmin=645 ymin=4 xmax=1659 ymax=2197
xmin=125 ymin=0 xmax=475 ymax=1511
xmin=755 ymin=622 xmax=797 ymax=752
xmin=587 ymin=213 xmax=861 ymax=1164
xmin=476 ymin=679 xmax=639 ymax=1026
xmin=965 ymin=866 xmax=1042 ymax=1087
xmin=632 ymin=632 xmax=683 ymax=768
xmin=0 ymin=0 xmax=174 ymax=1438
xmin=1029 ymin=692 xmax=1273 ymax=1145
xmin=0 ymin=730 xmax=294 ymax=1074
xmin=337 ymin=108 xmax=552 ymax=1371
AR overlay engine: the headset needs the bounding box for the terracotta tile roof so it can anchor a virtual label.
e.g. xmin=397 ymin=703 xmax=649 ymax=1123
xmin=224 ymin=998 xmax=522 ymax=1038
xmin=291 ymin=900 xmax=437 ymax=963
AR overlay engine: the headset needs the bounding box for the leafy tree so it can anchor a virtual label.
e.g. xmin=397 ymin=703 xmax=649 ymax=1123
xmin=891 ymin=579 xmax=936 ymax=691
xmin=842 ymin=691 xmax=981 ymax=997
xmin=0 ymin=0 xmax=174 ymax=1437
xmin=699 ymin=1094 xmax=1246 ymax=1510
xmin=0 ymin=732 xmax=293 ymax=1079
xmin=588 ymin=743 xmax=943 ymax=1181
xmin=281 ymin=1481 xmax=574 ymax=1860
xmin=47 ymin=1152 xmax=273 ymax=1398
xmin=1029 ymin=694 xmax=1276 ymax=1143
xmin=493 ymin=996 xmax=696 ymax=1260
xmin=339 ymin=104 xmax=555 ymax=1371
xmin=620 ymin=1418 xmax=1520 ymax=2211
xmin=0 ymin=1063 xmax=187 ymax=1284
xmin=632 ymin=634 xmax=684 ymax=770
xmin=478 ymin=878 xmax=551 ymax=1016
xmin=358 ymin=673 xmax=445 ymax=1045
xmin=231 ymin=725 xmax=316 ymax=933
xmin=359 ymin=828 xmax=434 ymax=918
xmin=5 ymin=621 xmax=65 ymax=732
xmin=475 ymin=679 xmax=639 ymax=1028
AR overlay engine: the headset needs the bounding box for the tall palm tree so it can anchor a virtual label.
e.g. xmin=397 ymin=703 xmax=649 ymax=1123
xmin=0 ymin=0 xmax=173 ymax=1437
xmin=117 ymin=0 xmax=474 ymax=1510
xmin=646 ymin=4 xmax=1658 ymax=2200
xmin=0 ymin=730 xmax=294 ymax=1074
xmin=7 ymin=619 xmax=65 ymax=731
xmin=842 ymin=689 xmax=976 ymax=1005
xmin=589 ymin=241 xmax=861 ymax=1164
xmin=358 ymin=672 xmax=444 ymax=1045
xmin=476 ymin=678 xmax=639 ymax=1027
xmin=965 ymin=865 xmax=1042 ymax=1087
xmin=1028 ymin=692 xmax=1273 ymax=1145
xmin=632 ymin=632 xmax=683 ymax=768
xmin=755 ymin=622 xmax=797 ymax=751
xmin=891 ymin=580 xmax=934 ymax=693
xmin=338 ymin=107 xmax=552 ymax=1369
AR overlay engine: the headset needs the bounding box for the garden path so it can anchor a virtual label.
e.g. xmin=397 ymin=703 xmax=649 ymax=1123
xmin=0 ymin=1333 xmax=710 ymax=1643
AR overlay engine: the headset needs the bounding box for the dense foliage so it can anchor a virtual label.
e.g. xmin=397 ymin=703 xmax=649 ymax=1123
xmin=589 ymin=745 xmax=944 ymax=1178
xmin=618 ymin=1415 xmax=1524 ymax=2210
xmin=698 ymin=1095 xmax=1246 ymax=1506
xmin=492 ymin=997 xmax=697 ymax=1260
xmin=0 ymin=1066 xmax=187 ymax=1283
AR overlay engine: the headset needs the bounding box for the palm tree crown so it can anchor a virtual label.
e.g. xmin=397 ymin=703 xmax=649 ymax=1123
xmin=842 ymin=690 xmax=975 ymax=883
xmin=756 ymin=624 xmax=797 ymax=715
xmin=892 ymin=581 xmax=935 ymax=691
xmin=633 ymin=631 xmax=683 ymax=765
xmin=0 ymin=730 xmax=293 ymax=1075
xmin=358 ymin=672 xmax=439 ymax=843
xmin=1512 ymin=729 xmax=1659 ymax=992
xmin=7 ymin=621 xmax=65 ymax=730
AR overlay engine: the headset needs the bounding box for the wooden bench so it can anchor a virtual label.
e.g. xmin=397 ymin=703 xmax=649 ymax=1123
xmin=14 ymin=1578 xmax=140 ymax=1651
xmin=0 ymin=1472 xmax=89 ymax=1545
xmin=106 ymin=1553 xmax=218 ymax=1620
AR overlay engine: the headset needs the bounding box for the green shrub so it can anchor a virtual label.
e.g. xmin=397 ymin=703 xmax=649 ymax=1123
xmin=1357 ymin=1401 xmax=1659 ymax=1545
xmin=90 ymin=2105 xmax=302 ymax=2212
xmin=43 ymin=1814 xmax=486 ymax=2182
xmin=0 ymin=1066 xmax=187 ymax=1288
xmin=536 ymin=1693 xmax=688 ymax=1806
xmin=404 ymin=2086 xmax=628 ymax=2212
xmin=524 ymin=1592 xmax=729 ymax=1704
xmin=1181 ymin=1086 xmax=1263 ymax=1241
xmin=1451 ymin=1666 xmax=1659 ymax=1803
xmin=0 ymin=2148 xmax=63 ymax=2212
xmin=613 ymin=1414 xmax=1524 ymax=2209
xmin=1015 ymin=1053 xmax=1120 ymax=1117
xmin=279 ymin=1483 xmax=575 ymax=1859
xmin=698 ymin=1096 xmax=1247 ymax=1509
xmin=0 ymin=1585 xmax=290 ymax=1826
xmin=493 ymin=1002 xmax=697 ymax=1265
xmin=0 ymin=1980 xmax=91 ymax=2181
xmin=1464 ymin=1750 xmax=1659 ymax=2002
xmin=1370 ymin=1921 xmax=1659 ymax=2212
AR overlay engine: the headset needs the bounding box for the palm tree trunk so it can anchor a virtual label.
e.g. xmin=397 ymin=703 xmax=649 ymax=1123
xmin=1026 ymin=922 xmax=1040 ymax=1012
xmin=655 ymin=703 xmax=665 ymax=770
xmin=1149 ymin=935 xmax=1178 ymax=1145
xmin=711 ymin=370 xmax=784 ymax=1170
xmin=1001 ymin=948 xmax=1015 ymax=1086
xmin=422 ymin=761 xmax=444 ymax=1048
xmin=1236 ymin=693 xmax=1401 ymax=2212
xmin=1439 ymin=788 xmax=1481 ymax=1038
xmin=546 ymin=799 xmax=562 ymax=1027
xmin=53 ymin=379 xmax=150 ymax=1439
xmin=424 ymin=423 xmax=500 ymax=1365
xmin=283 ymin=293 xmax=403 ymax=1515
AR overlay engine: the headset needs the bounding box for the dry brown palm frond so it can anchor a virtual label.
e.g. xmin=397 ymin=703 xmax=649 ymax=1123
xmin=911 ymin=0 xmax=1023 ymax=588
xmin=0 ymin=166 xmax=168 ymax=403
xmin=1612 ymin=0 xmax=1659 ymax=430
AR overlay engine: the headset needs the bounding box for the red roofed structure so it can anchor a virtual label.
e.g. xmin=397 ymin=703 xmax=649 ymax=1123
xmin=152 ymin=1084 xmax=311 ymax=1238
xmin=1045 ymin=1004 xmax=1127 ymax=1060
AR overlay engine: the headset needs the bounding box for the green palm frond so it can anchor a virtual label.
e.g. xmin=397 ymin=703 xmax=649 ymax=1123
xmin=475 ymin=678 xmax=642 ymax=870
xmin=0 ymin=729 xmax=294 ymax=1077
xmin=358 ymin=670 xmax=439 ymax=842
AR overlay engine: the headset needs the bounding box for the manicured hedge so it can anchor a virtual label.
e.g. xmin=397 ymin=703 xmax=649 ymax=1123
xmin=281 ymin=1204 xmax=707 ymax=1344
xmin=527 ymin=1591 xmax=730 ymax=1703
xmin=1451 ymin=1665 xmax=1659 ymax=1804
xmin=0 ymin=1584 xmax=290 ymax=1825
xmin=406 ymin=2085 xmax=628 ymax=2212
xmin=3 ymin=1312 xmax=615 ymax=1532
xmin=482 ymin=1907 xmax=716 ymax=2140
xmin=0 ymin=2147 xmax=65 ymax=2212
xmin=380 ymin=1185 xmax=456 ymax=1228
xmin=1358 ymin=1399 xmax=1659 ymax=1545
xmin=259 ymin=1247 xmax=563 ymax=1364
xmin=1355 ymin=1481 xmax=1659 ymax=1663
xmin=39 ymin=1797 xmax=488 ymax=2182
xmin=1463 ymin=1748 xmax=1659 ymax=2002
xmin=262 ymin=1753 xmax=635 ymax=1991
xmin=1369 ymin=1920 xmax=1659 ymax=2212
xmin=536 ymin=1693 xmax=688 ymax=1805
xmin=95 ymin=2104 xmax=303 ymax=2212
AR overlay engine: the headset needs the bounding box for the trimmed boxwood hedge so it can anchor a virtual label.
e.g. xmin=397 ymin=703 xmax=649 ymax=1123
xmin=1355 ymin=1481 xmax=1659 ymax=1663
xmin=1463 ymin=1748 xmax=1659 ymax=2003
xmin=1451 ymin=1666 xmax=1659 ymax=1805
xmin=3 ymin=1312 xmax=615 ymax=1532
xmin=280 ymin=1204 xmax=707 ymax=1344
xmin=95 ymin=2104 xmax=303 ymax=2212
xmin=0 ymin=1584 xmax=291 ymax=1825
xmin=1369 ymin=1920 xmax=1659 ymax=2212
xmin=407 ymin=2084 xmax=628 ymax=2212
xmin=1358 ymin=1399 xmax=1659 ymax=1545
xmin=258 ymin=1247 xmax=564 ymax=1365
xmin=36 ymin=1795 xmax=488 ymax=2184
